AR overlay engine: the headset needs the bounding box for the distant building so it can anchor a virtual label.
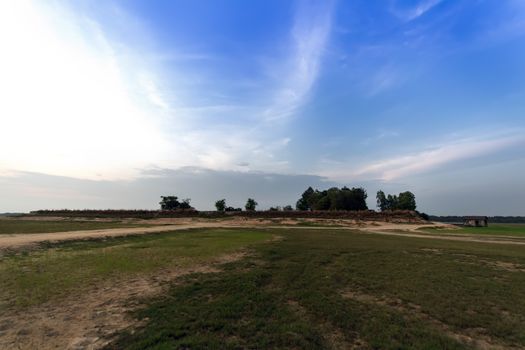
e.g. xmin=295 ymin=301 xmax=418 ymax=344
xmin=463 ymin=216 xmax=488 ymax=227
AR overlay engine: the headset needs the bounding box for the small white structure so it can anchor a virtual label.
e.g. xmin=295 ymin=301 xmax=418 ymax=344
xmin=463 ymin=216 xmax=488 ymax=227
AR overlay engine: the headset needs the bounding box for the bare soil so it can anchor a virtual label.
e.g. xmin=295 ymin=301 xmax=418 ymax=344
xmin=1 ymin=219 xmax=524 ymax=253
xmin=341 ymin=290 xmax=514 ymax=350
xmin=0 ymin=252 xmax=247 ymax=350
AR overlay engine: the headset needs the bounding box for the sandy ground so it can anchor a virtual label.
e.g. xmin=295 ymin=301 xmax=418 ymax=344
xmin=356 ymin=223 xmax=525 ymax=246
xmin=0 ymin=252 xmax=248 ymax=350
xmin=0 ymin=223 xmax=215 ymax=251
xmin=1 ymin=219 xmax=524 ymax=252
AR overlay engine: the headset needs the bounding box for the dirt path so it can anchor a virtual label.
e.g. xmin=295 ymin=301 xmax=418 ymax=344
xmin=356 ymin=223 xmax=525 ymax=245
xmin=0 ymin=223 xmax=219 ymax=250
xmin=263 ymin=223 xmax=525 ymax=246
xmin=1 ymin=221 xmax=524 ymax=251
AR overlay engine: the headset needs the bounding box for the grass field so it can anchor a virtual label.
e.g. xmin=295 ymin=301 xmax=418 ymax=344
xmin=0 ymin=219 xmax=149 ymax=234
xmin=105 ymin=228 xmax=525 ymax=349
xmin=0 ymin=229 xmax=272 ymax=309
xmin=425 ymin=223 xmax=525 ymax=237
xmin=2 ymin=224 xmax=525 ymax=349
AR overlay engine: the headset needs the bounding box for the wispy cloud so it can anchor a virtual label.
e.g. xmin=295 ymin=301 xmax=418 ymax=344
xmin=263 ymin=0 xmax=334 ymax=121
xmin=323 ymin=132 xmax=525 ymax=182
xmin=157 ymin=1 xmax=336 ymax=172
xmin=138 ymin=73 xmax=170 ymax=110
xmin=480 ymin=0 xmax=525 ymax=43
xmin=365 ymin=64 xmax=403 ymax=96
xmin=0 ymin=1 xmax=306 ymax=180
xmin=361 ymin=129 xmax=400 ymax=145
xmin=391 ymin=0 xmax=443 ymax=22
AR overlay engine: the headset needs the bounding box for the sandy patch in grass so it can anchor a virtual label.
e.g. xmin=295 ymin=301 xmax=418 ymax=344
xmin=2 ymin=218 xmax=525 ymax=254
xmin=0 ymin=251 xmax=248 ymax=350
xmin=482 ymin=260 xmax=525 ymax=273
xmin=341 ymin=290 xmax=513 ymax=350
xmin=286 ymin=299 xmax=367 ymax=349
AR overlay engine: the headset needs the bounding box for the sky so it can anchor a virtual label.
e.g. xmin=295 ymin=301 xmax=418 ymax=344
xmin=1 ymin=0 xmax=525 ymax=215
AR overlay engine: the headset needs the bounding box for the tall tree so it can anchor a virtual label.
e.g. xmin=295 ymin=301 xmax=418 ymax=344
xmin=376 ymin=190 xmax=387 ymax=211
xmin=215 ymin=199 xmax=226 ymax=212
xmin=397 ymin=191 xmax=416 ymax=210
xmin=296 ymin=186 xmax=315 ymax=210
xmin=386 ymin=194 xmax=398 ymax=210
xmin=245 ymin=198 xmax=258 ymax=211
xmin=376 ymin=190 xmax=417 ymax=211
xmin=313 ymin=194 xmax=331 ymax=210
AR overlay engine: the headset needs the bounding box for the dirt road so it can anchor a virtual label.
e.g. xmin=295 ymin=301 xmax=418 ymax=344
xmin=0 ymin=223 xmax=219 ymax=250
xmin=357 ymin=225 xmax=525 ymax=246
xmin=1 ymin=220 xmax=524 ymax=251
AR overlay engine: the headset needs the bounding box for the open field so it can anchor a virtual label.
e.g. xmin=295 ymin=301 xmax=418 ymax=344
xmin=109 ymin=229 xmax=525 ymax=350
xmin=0 ymin=219 xmax=149 ymax=235
xmin=0 ymin=228 xmax=274 ymax=349
xmin=0 ymin=229 xmax=272 ymax=309
xmin=0 ymin=217 xmax=435 ymax=251
xmin=423 ymin=224 xmax=525 ymax=238
xmin=1 ymin=218 xmax=525 ymax=349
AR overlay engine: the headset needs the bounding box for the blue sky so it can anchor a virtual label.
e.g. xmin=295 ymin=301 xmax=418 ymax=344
xmin=0 ymin=0 xmax=524 ymax=214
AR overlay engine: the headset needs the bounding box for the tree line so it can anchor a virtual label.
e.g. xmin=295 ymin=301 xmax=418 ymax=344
xmin=159 ymin=196 xmax=192 ymax=210
xmin=296 ymin=186 xmax=368 ymax=211
xmin=159 ymin=188 xmax=417 ymax=212
xmin=214 ymin=198 xmax=255 ymax=212
xmin=376 ymin=190 xmax=416 ymax=211
xmin=430 ymin=216 xmax=525 ymax=223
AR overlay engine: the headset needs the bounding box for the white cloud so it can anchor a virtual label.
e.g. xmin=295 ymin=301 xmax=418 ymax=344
xmin=392 ymin=0 xmax=443 ymax=22
xmin=263 ymin=0 xmax=334 ymax=121
xmin=0 ymin=0 xmax=331 ymax=181
xmin=138 ymin=73 xmax=170 ymax=110
xmin=361 ymin=130 xmax=400 ymax=145
xmin=323 ymin=133 xmax=525 ymax=182
xmin=366 ymin=64 xmax=402 ymax=96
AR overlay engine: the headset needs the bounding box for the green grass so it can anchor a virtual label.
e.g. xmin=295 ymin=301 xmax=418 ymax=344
xmin=424 ymin=223 xmax=525 ymax=237
xmin=108 ymin=228 xmax=525 ymax=349
xmin=0 ymin=219 xmax=150 ymax=234
xmin=0 ymin=229 xmax=272 ymax=309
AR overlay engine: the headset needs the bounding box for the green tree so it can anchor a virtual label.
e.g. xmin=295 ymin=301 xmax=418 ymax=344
xmin=297 ymin=186 xmax=368 ymax=211
xmin=313 ymin=195 xmax=331 ymax=210
xmin=283 ymin=205 xmax=294 ymax=211
xmin=398 ymin=191 xmax=416 ymax=210
xmin=376 ymin=190 xmax=387 ymax=211
xmin=386 ymin=194 xmax=398 ymax=210
xmin=376 ymin=190 xmax=417 ymax=211
xmin=215 ymin=199 xmax=226 ymax=212
xmin=296 ymin=187 xmax=315 ymax=210
xmin=179 ymin=198 xmax=192 ymax=209
xmin=327 ymin=187 xmax=341 ymax=210
xmin=245 ymin=198 xmax=258 ymax=211
xmin=342 ymin=187 xmax=368 ymax=211
xmin=225 ymin=206 xmax=242 ymax=212
xmin=159 ymin=196 xmax=180 ymax=210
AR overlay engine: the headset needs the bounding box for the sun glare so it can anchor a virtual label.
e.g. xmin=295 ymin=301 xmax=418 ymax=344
xmin=0 ymin=1 xmax=169 ymax=180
